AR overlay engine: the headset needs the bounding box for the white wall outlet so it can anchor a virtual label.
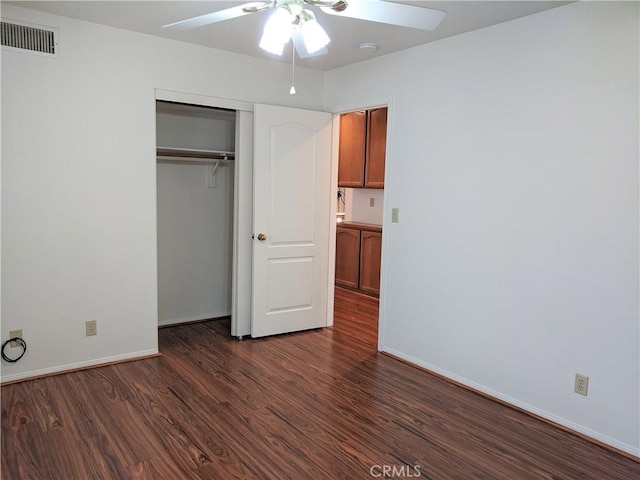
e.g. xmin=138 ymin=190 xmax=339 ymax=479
xmin=369 ymin=197 xmax=375 ymax=207
xmin=9 ymin=329 xmax=23 ymax=348
xmin=574 ymin=373 xmax=589 ymax=396
xmin=391 ymin=208 xmax=399 ymax=223
xmin=86 ymin=320 xmax=97 ymax=336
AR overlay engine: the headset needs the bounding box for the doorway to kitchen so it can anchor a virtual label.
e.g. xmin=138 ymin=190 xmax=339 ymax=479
xmin=333 ymin=106 xmax=387 ymax=348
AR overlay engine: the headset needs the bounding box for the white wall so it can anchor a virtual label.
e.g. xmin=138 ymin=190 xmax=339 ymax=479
xmin=344 ymin=188 xmax=384 ymax=225
xmin=325 ymin=2 xmax=639 ymax=455
xmin=157 ymin=162 xmax=234 ymax=326
xmin=0 ymin=4 xmax=324 ymax=381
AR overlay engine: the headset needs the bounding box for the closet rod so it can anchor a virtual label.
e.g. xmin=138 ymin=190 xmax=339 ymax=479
xmin=156 ymin=147 xmax=235 ymax=161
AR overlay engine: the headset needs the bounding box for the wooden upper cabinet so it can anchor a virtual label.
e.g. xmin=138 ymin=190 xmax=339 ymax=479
xmin=365 ymin=107 xmax=387 ymax=189
xmin=338 ymin=111 xmax=366 ymax=187
xmin=338 ymin=107 xmax=387 ymax=189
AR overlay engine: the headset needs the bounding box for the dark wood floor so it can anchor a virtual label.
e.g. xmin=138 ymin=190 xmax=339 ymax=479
xmin=333 ymin=286 xmax=379 ymax=348
xmin=2 ymin=289 xmax=638 ymax=479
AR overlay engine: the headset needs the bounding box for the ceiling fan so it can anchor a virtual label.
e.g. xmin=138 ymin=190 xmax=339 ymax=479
xmin=163 ymin=0 xmax=447 ymax=59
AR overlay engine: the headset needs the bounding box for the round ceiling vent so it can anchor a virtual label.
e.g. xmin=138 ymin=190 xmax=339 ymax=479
xmin=359 ymin=42 xmax=379 ymax=53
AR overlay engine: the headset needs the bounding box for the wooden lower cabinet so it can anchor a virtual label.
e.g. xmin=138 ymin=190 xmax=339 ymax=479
xmin=335 ymin=227 xmax=360 ymax=290
xmin=335 ymin=223 xmax=382 ymax=297
xmin=359 ymin=231 xmax=382 ymax=296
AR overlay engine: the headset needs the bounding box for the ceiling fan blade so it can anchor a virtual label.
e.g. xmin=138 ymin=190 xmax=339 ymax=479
xmin=163 ymin=2 xmax=272 ymax=31
xmin=292 ymin=29 xmax=328 ymax=58
xmin=321 ymin=0 xmax=446 ymax=31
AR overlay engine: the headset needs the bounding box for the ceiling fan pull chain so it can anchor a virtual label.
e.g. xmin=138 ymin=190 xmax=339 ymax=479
xmin=290 ymin=40 xmax=297 ymax=95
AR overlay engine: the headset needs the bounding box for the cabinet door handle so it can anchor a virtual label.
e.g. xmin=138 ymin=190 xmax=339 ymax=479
xmin=257 ymin=233 xmax=267 ymax=241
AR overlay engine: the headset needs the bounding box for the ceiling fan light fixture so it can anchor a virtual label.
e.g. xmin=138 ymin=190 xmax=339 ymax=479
xmin=259 ymin=6 xmax=294 ymax=55
xmin=300 ymin=16 xmax=330 ymax=54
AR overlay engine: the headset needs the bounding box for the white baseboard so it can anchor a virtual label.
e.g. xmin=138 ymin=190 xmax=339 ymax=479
xmin=0 ymin=348 xmax=159 ymax=384
xmin=381 ymin=346 xmax=640 ymax=459
xmin=158 ymin=312 xmax=231 ymax=327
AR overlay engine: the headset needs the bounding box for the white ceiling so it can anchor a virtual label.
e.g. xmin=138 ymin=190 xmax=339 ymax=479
xmin=6 ymin=1 xmax=572 ymax=71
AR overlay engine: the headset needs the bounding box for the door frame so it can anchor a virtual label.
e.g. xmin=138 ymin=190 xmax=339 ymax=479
xmin=327 ymin=98 xmax=393 ymax=351
xmin=154 ymin=89 xmax=254 ymax=338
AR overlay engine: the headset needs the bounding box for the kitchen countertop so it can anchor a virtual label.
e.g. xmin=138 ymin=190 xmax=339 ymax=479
xmin=338 ymin=221 xmax=382 ymax=233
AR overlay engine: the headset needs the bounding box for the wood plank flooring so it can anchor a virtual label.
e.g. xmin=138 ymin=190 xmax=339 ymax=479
xmin=332 ymin=287 xmax=379 ymax=348
xmin=2 ymin=289 xmax=639 ymax=479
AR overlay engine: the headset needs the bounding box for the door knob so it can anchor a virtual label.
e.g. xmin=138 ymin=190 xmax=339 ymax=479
xmin=257 ymin=233 xmax=267 ymax=241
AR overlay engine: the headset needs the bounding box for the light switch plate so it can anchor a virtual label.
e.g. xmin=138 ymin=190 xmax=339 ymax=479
xmin=391 ymin=208 xmax=399 ymax=223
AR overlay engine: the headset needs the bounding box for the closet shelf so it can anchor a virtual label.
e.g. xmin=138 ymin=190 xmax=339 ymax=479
xmin=157 ymin=147 xmax=235 ymax=162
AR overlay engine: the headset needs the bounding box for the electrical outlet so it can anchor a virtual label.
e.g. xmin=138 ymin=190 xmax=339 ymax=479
xmin=574 ymin=373 xmax=589 ymax=396
xmin=369 ymin=197 xmax=375 ymax=207
xmin=85 ymin=320 xmax=97 ymax=337
xmin=9 ymin=329 xmax=23 ymax=348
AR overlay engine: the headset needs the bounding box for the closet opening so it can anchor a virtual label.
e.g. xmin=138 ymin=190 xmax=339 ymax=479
xmin=155 ymin=100 xmax=236 ymax=334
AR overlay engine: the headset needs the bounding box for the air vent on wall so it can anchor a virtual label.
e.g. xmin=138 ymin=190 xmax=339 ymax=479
xmin=1 ymin=19 xmax=58 ymax=58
